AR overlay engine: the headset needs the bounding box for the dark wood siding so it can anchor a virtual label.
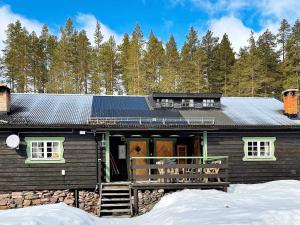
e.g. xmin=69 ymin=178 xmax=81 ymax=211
xmin=0 ymin=131 xmax=97 ymax=191
xmin=208 ymin=131 xmax=300 ymax=183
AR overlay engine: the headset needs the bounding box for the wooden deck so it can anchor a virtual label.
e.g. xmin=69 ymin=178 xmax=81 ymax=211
xmin=129 ymin=156 xmax=230 ymax=214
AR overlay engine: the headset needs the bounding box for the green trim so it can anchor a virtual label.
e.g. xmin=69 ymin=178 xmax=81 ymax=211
xmin=24 ymin=137 xmax=65 ymax=164
xmin=104 ymin=131 xmax=110 ymax=182
xmin=242 ymin=137 xmax=276 ymax=161
xmin=203 ymin=131 xmax=208 ymax=162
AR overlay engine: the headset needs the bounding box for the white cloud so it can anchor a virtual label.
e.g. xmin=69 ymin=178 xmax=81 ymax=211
xmin=76 ymin=13 xmax=123 ymax=45
xmin=210 ymin=15 xmax=254 ymax=52
xmin=0 ymin=4 xmax=43 ymax=51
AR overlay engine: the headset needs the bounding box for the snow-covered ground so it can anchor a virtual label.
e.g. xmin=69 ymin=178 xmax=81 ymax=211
xmin=1 ymin=180 xmax=300 ymax=225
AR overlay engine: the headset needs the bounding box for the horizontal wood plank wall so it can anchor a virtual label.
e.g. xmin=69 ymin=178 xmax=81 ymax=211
xmin=0 ymin=132 xmax=97 ymax=191
xmin=207 ymin=131 xmax=300 ymax=183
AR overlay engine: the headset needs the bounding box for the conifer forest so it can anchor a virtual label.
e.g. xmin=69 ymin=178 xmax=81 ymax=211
xmin=1 ymin=18 xmax=299 ymax=97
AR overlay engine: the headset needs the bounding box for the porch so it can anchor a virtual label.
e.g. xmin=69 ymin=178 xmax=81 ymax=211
xmin=130 ymin=156 xmax=229 ymax=215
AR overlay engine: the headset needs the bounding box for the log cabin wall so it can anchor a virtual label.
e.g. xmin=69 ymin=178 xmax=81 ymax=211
xmin=207 ymin=130 xmax=300 ymax=183
xmin=0 ymin=130 xmax=98 ymax=191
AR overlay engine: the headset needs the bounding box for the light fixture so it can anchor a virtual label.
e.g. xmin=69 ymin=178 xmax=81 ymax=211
xmin=169 ymin=134 xmax=179 ymax=137
xmin=111 ymin=134 xmax=124 ymax=137
xmin=151 ymin=134 xmax=161 ymax=137
xmin=189 ymin=134 xmax=195 ymax=137
xmin=130 ymin=134 xmax=142 ymax=137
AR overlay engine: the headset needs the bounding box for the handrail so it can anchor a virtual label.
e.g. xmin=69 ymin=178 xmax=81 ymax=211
xmin=89 ymin=116 xmax=215 ymax=125
xmin=130 ymin=156 xmax=228 ymax=160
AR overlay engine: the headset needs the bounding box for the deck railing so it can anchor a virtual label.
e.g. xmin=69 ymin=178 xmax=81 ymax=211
xmin=89 ymin=117 xmax=215 ymax=127
xmin=130 ymin=156 xmax=228 ymax=184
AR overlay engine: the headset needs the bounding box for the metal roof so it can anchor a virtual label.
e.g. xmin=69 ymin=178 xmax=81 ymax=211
xmin=2 ymin=94 xmax=300 ymax=128
xmin=152 ymin=93 xmax=222 ymax=99
xmin=221 ymin=97 xmax=300 ymax=126
xmin=4 ymin=93 xmax=93 ymax=125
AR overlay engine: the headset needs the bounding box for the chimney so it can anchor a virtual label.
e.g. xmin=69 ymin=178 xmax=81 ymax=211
xmin=282 ymin=89 xmax=299 ymax=118
xmin=0 ymin=84 xmax=11 ymax=114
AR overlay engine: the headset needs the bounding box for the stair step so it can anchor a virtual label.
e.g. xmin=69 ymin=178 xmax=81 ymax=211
xmin=102 ymin=182 xmax=131 ymax=186
xmin=102 ymin=187 xmax=130 ymax=191
xmin=101 ymin=203 xmax=131 ymax=207
xmin=101 ymin=215 xmax=131 ymax=218
xmin=101 ymin=209 xmax=131 ymax=213
xmin=102 ymin=193 xmax=130 ymax=196
xmin=101 ymin=198 xmax=131 ymax=202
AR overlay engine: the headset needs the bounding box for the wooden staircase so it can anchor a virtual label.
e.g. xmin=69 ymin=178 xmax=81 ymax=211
xmin=99 ymin=182 xmax=133 ymax=217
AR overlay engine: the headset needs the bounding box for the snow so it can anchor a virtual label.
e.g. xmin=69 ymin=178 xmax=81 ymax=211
xmin=1 ymin=180 xmax=300 ymax=225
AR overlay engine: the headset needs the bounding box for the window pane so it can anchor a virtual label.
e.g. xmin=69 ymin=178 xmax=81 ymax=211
xmin=52 ymin=142 xmax=60 ymax=159
xmin=32 ymin=141 xmax=44 ymax=159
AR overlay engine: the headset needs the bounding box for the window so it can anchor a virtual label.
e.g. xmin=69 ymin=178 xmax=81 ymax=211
xmin=242 ymin=137 xmax=276 ymax=161
xmin=203 ymin=99 xmax=214 ymax=108
xmin=25 ymin=137 xmax=65 ymax=164
xmin=182 ymin=99 xmax=194 ymax=107
xmin=161 ymin=99 xmax=174 ymax=107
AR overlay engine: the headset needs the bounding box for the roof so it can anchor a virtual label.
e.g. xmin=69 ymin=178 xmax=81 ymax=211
xmin=152 ymin=93 xmax=222 ymax=99
xmin=1 ymin=93 xmax=300 ymax=129
xmin=6 ymin=93 xmax=93 ymax=125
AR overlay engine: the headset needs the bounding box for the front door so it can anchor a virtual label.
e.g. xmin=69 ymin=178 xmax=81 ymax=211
xmin=154 ymin=139 xmax=175 ymax=158
xmin=128 ymin=140 xmax=148 ymax=176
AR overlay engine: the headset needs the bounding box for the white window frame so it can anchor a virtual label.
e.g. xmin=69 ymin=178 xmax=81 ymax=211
xmin=242 ymin=137 xmax=276 ymax=161
xmin=182 ymin=99 xmax=194 ymax=107
xmin=31 ymin=141 xmax=61 ymax=160
xmin=203 ymin=99 xmax=215 ymax=108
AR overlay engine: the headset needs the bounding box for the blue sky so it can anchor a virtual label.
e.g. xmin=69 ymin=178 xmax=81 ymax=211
xmin=0 ymin=0 xmax=299 ymax=52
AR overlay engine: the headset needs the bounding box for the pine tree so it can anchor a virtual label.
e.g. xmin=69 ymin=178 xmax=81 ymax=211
xmin=277 ymin=19 xmax=291 ymax=62
xmin=283 ymin=20 xmax=300 ymax=89
xmin=119 ymin=33 xmax=130 ymax=94
xmin=75 ymin=30 xmax=91 ymax=93
xmin=161 ymin=35 xmax=180 ymax=92
xmin=179 ymin=27 xmax=201 ymax=92
xmin=127 ymin=24 xmax=144 ymax=95
xmin=90 ymin=21 xmax=104 ymax=94
xmin=48 ymin=18 xmax=77 ymax=93
xmin=256 ymin=29 xmax=281 ymax=96
xmin=143 ymin=31 xmax=165 ymax=93
xmin=2 ymin=20 xmax=29 ymax=92
xmin=216 ymin=34 xmax=235 ymax=95
xmin=101 ymin=36 xmax=120 ymax=95
xmin=200 ymin=30 xmax=219 ymax=92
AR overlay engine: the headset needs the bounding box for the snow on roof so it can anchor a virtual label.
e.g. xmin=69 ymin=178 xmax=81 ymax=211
xmin=221 ymin=97 xmax=300 ymax=126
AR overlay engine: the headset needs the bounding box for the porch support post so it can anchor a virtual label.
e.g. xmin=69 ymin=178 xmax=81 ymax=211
xmin=203 ymin=131 xmax=208 ymax=162
xmin=105 ymin=131 xmax=110 ymax=182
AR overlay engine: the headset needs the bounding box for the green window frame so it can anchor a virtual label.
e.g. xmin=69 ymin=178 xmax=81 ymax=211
xmin=25 ymin=137 xmax=65 ymax=164
xmin=242 ymin=137 xmax=276 ymax=161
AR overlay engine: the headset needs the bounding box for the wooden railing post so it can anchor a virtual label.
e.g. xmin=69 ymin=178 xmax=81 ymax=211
xmin=130 ymin=158 xmax=134 ymax=183
xmin=225 ymin=157 xmax=229 ymax=183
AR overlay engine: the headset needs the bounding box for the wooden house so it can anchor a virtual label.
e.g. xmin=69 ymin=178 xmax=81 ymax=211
xmin=0 ymin=85 xmax=300 ymax=216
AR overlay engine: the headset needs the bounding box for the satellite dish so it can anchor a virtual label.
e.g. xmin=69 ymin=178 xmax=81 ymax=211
xmin=6 ymin=134 xmax=20 ymax=149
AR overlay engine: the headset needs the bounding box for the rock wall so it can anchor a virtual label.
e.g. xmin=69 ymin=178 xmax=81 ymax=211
xmin=0 ymin=190 xmax=99 ymax=215
xmin=138 ymin=189 xmax=165 ymax=214
xmin=0 ymin=189 xmax=167 ymax=216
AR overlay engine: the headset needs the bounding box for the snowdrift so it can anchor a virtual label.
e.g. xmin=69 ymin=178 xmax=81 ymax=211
xmin=1 ymin=180 xmax=300 ymax=225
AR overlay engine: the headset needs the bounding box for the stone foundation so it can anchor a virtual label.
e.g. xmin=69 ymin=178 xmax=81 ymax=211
xmin=138 ymin=189 xmax=165 ymax=214
xmin=0 ymin=190 xmax=100 ymax=215
xmin=0 ymin=189 xmax=167 ymax=216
